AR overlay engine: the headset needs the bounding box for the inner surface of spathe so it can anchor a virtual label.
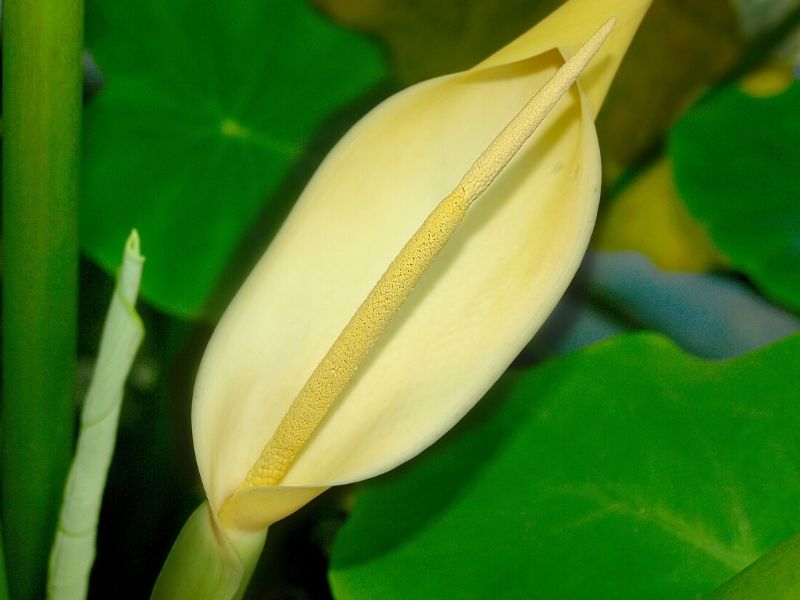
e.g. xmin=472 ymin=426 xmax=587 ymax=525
xmin=193 ymin=50 xmax=600 ymax=518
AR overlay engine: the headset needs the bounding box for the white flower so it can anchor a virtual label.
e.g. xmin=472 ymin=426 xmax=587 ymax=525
xmin=193 ymin=0 xmax=651 ymax=534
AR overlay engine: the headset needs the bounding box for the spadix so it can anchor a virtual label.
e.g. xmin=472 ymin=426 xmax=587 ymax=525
xmin=228 ymin=18 xmax=615 ymax=502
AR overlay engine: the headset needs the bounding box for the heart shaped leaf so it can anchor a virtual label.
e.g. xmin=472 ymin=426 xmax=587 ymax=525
xmin=330 ymin=333 xmax=800 ymax=599
xmin=81 ymin=0 xmax=386 ymax=318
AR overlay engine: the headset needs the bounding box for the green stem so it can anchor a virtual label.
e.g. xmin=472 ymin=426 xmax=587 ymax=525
xmin=152 ymin=503 xmax=266 ymax=600
xmin=0 ymin=520 xmax=8 ymax=600
xmin=1 ymin=1 xmax=84 ymax=598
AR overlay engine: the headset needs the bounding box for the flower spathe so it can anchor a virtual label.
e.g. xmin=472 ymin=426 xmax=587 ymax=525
xmin=193 ymin=0 xmax=652 ymax=533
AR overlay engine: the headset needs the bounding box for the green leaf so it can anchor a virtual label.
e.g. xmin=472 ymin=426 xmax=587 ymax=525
xmin=708 ymin=530 xmax=800 ymax=599
xmin=670 ymin=79 xmax=800 ymax=310
xmin=82 ymin=0 xmax=386 ymax=318
xmin=330 ymin=333 xmax=800 ymax=599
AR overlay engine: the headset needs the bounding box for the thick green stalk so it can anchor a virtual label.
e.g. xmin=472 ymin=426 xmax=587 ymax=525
xmin=0 ymin=521 xmax=8 ymax=600
xmin=1 ymin=1 xmax=84 ymax=598
xmin=151 ymin=503 xmax=266 ymax=600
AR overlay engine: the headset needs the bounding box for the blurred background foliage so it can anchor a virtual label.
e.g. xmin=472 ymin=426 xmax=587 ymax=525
xmin=81 ymin=0 xmax=386 ymax=319
xmin=3 ymin=0 xmax=800 ymax=598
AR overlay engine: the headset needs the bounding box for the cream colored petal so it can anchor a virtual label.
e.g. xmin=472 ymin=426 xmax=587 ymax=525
xmin=198 ymin=62 xmax=594 ymax=528
xmin=194 ymin=4 xmax=649 ymax=531
xmin=477 ymin=0 xmax=651 ymax=116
